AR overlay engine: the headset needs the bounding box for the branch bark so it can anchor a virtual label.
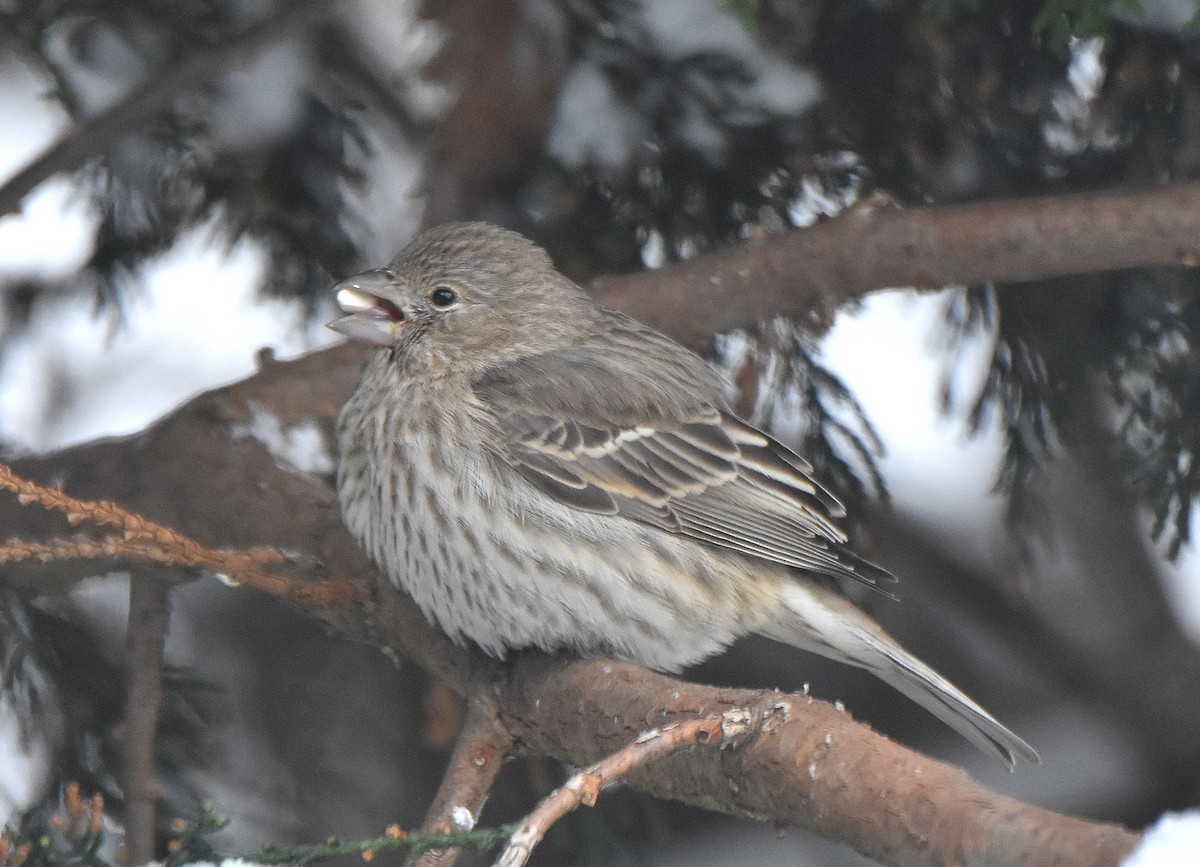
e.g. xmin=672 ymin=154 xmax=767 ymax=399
xmin=408 ymin=698 xmax=513 ymax=867
xmin=494 ymin=709 xmax=755 ymax=867
xmin=589 ymin=183 xmax=1200 ymax=347
xmin=122 ymin=572 xmax=170 ymax=867
xmin=484 ymin=658 xmax=1137 ymax=867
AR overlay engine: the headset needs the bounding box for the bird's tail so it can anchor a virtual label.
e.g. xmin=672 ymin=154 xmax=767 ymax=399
xmin=762 ymin=582 xmax=1039 ymax=769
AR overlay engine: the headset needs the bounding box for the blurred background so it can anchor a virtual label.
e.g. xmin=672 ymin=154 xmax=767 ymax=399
xmin=2 ymin=0 xmax=1200 ymax=864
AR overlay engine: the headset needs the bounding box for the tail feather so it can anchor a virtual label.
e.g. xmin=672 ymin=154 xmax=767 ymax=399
xmin=765 ymin=582 xmax=1039 ymax=769
xmin=874 ymin=646 xmax=1040 ymax=769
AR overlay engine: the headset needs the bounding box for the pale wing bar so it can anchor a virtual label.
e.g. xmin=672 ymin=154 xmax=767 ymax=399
xmin=497 ymin=409 xmax=896 ymax=592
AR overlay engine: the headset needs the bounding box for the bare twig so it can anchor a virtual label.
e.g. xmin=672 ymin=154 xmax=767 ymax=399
xmin=407 ymin=698 xmax=514 ymax=867
xmin=0 ymin=463 xmax=365 ymax=604
xmin=494 ymin=708 xmax=761 ymax=867
xmin=123 ymin=571 xmax=170 ymax=866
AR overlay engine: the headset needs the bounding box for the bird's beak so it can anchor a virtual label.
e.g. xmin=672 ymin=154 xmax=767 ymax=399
xmin=327 ymin=270 xmax=407 ymax=347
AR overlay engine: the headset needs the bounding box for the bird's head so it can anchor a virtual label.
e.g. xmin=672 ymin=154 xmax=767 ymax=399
xmin=328 ymin=222 xmax=593 ymax=373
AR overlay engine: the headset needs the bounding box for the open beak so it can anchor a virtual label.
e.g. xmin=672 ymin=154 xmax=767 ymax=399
xmin=326 ymin=270 xmax=407 ymax=347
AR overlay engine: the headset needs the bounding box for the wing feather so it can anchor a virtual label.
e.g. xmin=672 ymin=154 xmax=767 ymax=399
xmin=473 ymin=338 xmax=896 ymax=592
xmin=508 ymin=459 xmax=618 ymax=514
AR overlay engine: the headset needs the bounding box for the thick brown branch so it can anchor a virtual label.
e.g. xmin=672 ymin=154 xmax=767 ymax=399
xmin=487 ymin=657 xmax=1138 ymax=867
xmin=590 ymin=183 xmax=1200 ymax=346
xmin=494 ymin=709 xmax=756 ymax=867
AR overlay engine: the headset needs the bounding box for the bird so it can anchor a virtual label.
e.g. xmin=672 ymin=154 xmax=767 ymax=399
xmin=328 ymin=221 xmax=1038 ymax=768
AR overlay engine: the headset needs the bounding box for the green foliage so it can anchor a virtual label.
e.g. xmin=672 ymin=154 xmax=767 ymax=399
xmin=1 ymin=785 xmax=107 ymax=867
xmin=5 ymin=792 xmax=517 ymax=867
xmin=163 ymin=804 xmax=229 ymax=867
xmin=920 ymin=0 xmax=1145 ymax=53
xmin=721 ymin=0 xmax=801 ymax=34
xmin=242 ymin=824 xmax=518 ymax=866
xmin=939 ymin=286 xmax=1056 ymax=556
xmin=922 ymin=0 xmax=982 ymax=21
xmin=1032 ymin=0 xmax=1144 ymax=53
xmin=728 ymin=0 xmax=1146 ymax=49
xmin=716 ymin=319 xmax=889 ymax=516
xmin=169 ymin=803 xmax=517 ymax=867
xmin=0 ymin=830 xmax=107 ymax=867
xmin=1108 ymin=273 xmax=1200 ymax=560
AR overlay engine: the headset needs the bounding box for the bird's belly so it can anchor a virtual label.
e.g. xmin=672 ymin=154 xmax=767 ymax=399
xmin=343 ymin=443 xmax=747 ymax=671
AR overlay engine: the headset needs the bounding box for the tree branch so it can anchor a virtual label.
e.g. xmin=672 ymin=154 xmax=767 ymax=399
xmin=494 ymin=709 xmax=757 ymax=867
xmin=0 ymin=462 xmax=364 ymax=604
xmin=590 ymin=183 xmax=1200 ymax=347
xmin=408 ymin=698 xmax=513 ymax=867
xmin=485 ymin=657 xmax=1137 ymax=867
xmin=122 ymin=571 xmax=170 ymax=866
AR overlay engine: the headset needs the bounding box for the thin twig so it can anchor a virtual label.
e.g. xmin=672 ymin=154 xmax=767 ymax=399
xmin=493 ymin=708 xmax=759 ymax=867
xmin=123 ymin=570 xmax=170 ymax=866
xmin=408 ymin=698 xmax=514 ymax=867
xmin=0 ymin=463 xmax=365 ymax=604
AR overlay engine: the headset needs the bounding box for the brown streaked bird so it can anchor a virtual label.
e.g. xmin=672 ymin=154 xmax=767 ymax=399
xmin=329 ymin=221 xmax=1038 ymax=768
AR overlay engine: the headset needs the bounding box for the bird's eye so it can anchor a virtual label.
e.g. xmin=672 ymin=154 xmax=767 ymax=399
xmin=430 ymin=286 xmax=458 ymax=308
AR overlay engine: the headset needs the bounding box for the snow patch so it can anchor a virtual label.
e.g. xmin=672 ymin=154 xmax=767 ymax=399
xmin=0 ymin=694 xmax=53 ymax=827
xmin=209 ymin=43 xmax=311 ymax=152
xmin=232 ymin=402 xmax=335 ymax=476
xmin=548 ymin=0 xmax=819 ymax=170
xmin=1121 ymin=811 xmax=1200 ymax=866
xmin=0 ymin=227 xmax=334 ymax=452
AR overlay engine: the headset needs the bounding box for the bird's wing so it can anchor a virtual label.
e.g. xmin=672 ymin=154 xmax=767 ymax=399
xmin=472 ymin=340 xmax=896 ymax=592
